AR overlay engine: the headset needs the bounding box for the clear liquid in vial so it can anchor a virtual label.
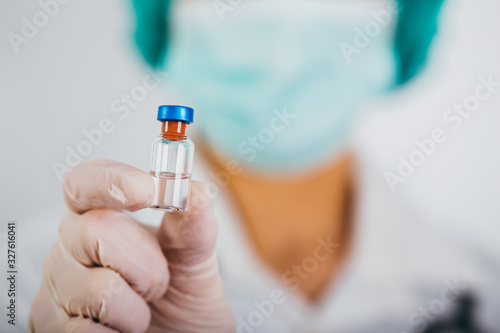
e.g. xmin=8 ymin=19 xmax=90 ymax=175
xmin=150 ymin=171 xmax=191 ymax=212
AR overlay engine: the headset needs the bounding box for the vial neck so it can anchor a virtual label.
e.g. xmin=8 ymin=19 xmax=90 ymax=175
xmin=161 ymin=121 xmax=187 ymax=140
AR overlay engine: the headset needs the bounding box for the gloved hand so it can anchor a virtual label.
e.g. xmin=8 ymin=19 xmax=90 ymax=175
xmin=29 ymin=159 xmax=235 ymax=333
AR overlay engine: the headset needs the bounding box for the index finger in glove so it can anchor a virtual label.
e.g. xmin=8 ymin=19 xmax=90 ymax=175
xmin=63 ymin=158 xmax=154 ymax=214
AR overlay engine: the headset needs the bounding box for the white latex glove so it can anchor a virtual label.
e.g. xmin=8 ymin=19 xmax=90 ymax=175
xmin=29 ymin=159 xmax=235 ymax=333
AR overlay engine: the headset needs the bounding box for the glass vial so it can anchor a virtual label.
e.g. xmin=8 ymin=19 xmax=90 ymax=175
xmin=149 ymin=105 xmax=195 ymax=212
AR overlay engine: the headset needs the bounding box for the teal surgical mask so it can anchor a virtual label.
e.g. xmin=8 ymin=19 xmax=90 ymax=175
xmin=165 ymin=0 xmax=397 ymax=172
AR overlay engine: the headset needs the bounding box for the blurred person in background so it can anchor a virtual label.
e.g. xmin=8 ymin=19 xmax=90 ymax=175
xmin=27 ymin=0 xmax=499 ymax=332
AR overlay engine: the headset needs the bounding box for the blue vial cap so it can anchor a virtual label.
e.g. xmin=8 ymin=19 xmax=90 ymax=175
xmin=157 ymin=105 xmax=194 ymax=123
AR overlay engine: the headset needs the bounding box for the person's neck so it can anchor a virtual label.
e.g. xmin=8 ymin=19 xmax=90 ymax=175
xmin=200 ymin=145 xmax=354 ymax=302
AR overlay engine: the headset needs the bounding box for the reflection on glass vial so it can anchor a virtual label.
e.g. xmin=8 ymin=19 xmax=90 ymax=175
xmin=149 ymin=105 xmax=195 ymax=212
